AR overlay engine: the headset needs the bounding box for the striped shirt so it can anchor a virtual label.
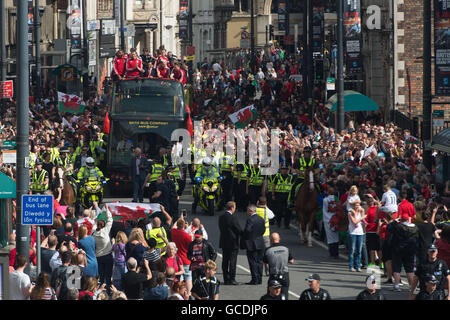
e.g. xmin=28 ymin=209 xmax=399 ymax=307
xmin=143 ymin=248 xmax=161 ymax=263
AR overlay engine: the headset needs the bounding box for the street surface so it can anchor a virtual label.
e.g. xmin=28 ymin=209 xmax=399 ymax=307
xmin=106 ymin=182 xmax=413 ymax=300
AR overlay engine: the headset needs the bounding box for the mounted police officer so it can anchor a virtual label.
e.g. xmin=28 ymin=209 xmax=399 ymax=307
xmin=30 ymin=159 xmax=50 ymax=195
xmin=290 ymin=146 xmax=319 ymax=208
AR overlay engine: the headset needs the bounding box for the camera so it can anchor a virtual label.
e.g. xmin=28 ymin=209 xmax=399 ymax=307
xmin=181 ymin=209 xmax=187 ymax=219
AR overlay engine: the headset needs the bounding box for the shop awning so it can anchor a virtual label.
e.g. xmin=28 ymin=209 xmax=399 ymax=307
xmin=430 ymin=128 xmax=450 ymax=154
xmin=326 ymin=90 xmax=380 ymax=112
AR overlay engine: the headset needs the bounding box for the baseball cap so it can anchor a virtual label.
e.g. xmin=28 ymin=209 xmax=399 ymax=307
xmin=194 ymin=229 xmax=203 ymax=237
xmin=425 ymin=274 xmax=438 ymax=284
xmin=428 ymin=244 xmax=438 ymax=251
xmin=268 ymin=280 xmax=282 ymax=288
xmin=306 ymin=274 xmax=320 ymax=281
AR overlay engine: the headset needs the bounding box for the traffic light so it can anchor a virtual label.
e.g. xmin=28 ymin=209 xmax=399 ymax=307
xmin=269 ymin=25 xmax=275 ymax=40
xmin=314 ymin=59 xmax=324 ymax=80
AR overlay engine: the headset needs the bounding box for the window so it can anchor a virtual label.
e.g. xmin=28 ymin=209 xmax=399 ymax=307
xmin=234 ymin=0 xmax=249 ymax=12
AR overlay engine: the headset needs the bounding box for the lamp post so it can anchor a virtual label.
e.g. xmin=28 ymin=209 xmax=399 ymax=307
xmin=34 ymin=0 xmax=41 ymax=101
xmin=423 ymin=0 xmax=432 ymax=172
xmin=336 ymin=0 xmax=345 ymax=132
xmin=16 ymin=0 xmax=31 ymax=272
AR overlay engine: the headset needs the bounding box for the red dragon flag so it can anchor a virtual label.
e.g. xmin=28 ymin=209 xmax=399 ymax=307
xmin=228 ymin=105 xmax=258 ymax=129
xmin=57 ymin=92 xmax=86 ymax=114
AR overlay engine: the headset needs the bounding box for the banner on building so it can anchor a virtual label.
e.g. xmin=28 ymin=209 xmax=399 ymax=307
xmin=434 ymin=0 xmax=450 ymax=96
xmin=278 ymin=0 xmax=288 ymax=34
xmin=98 ymin=0 xmax=114 ymax=19
xmin=311 ymin=0 xmax=324 ymax=54
xmin=344 ymin=0 xmax=362 ymax=75
xmin=179 ymin=0 xmax=189 ymax=40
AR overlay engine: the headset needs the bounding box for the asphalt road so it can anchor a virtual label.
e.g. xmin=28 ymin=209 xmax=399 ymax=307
xmin=106 ymin=183 xmax=413 ymax=300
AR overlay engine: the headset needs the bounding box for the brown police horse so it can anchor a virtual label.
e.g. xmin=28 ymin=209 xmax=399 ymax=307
xmin=55 ymin=167 xmax=76 ymax=206
xmin=295 ymin=167 xmax=319 ymax=247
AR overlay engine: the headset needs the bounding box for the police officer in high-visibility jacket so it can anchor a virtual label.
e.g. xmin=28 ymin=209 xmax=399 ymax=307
xmin=192 ymin=157 xmax=220 ymax=215
xmin=30 ymin=159 xmax=50 ymax=194
xmin=144 ymin=159 xmax=165 ymax=199
xmin=256 ymin=196 xmax=275 ymax=248
xmin=146 ymin=217 xmax=170 ymax=257
xmin=290 ymin=146 xmax=319 ymax=208
xmin=219 ymin=153 xmax=234 ymax=209
xmin=233 ymin=159 xmax=248 ymax=212
xmin=247 ymin=163 xmax=264 ymax=205
xmin=272 ymin=167 xmax=294 ymax=229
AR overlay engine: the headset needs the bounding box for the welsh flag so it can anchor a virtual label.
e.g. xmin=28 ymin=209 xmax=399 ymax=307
xmin=405 ymin=135 xmax=419 ymax=145
xmin=57 ymin=92 xmax=86 ymax=114
xmin=229 ymin=105 xmax=258 ymax=129
xmin=97 ymin=203 xmax=163 ymax=223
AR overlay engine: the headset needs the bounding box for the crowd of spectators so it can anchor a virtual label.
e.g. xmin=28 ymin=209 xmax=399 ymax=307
xmin=2 ymin=42 xmax=450 ymax=300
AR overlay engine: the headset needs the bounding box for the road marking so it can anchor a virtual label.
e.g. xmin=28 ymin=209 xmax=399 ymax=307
xmin=288 ymin=222 xmax=410 ymax=286
xmin=216 ymin=253 xmax=300 ymax=299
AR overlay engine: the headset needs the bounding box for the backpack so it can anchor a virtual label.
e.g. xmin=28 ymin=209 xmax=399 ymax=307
xmin=396 ymin=222 xmax=418 ymax=252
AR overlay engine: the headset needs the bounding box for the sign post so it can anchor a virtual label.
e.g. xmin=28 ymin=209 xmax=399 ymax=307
xmin=22 ymin=195 xmax=54 ymax=277
xmin=432 ymin=109 xmax=445 ymax=128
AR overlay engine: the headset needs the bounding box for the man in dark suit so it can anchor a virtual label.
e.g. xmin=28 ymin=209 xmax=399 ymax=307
xmin=242 ymin=204 xmax=266 ymax=285
xmin=129 ymin=147 xmax=148 ymax=203
xmin=218 ymin=201 xmax=243 ymax=285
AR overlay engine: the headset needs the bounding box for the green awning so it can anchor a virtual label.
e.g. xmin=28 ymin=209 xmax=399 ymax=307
xmin=0 ymin=172 xmax=16 ymax=199
xmin=326 ymin=90 xmax=380 ymax=112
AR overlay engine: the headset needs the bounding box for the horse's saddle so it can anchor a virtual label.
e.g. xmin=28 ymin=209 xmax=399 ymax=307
xmin=294 ymin=181 xmax=321 ymax=196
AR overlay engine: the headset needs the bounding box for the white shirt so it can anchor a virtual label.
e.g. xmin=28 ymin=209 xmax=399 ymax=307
xmin=212 ymin=63 xmax=222 ymax=72
xmin=348 ymin=209 xmax=364 ymax=236
xmin=381 ymin=190 xmax=398 ymax=213
xmin=346 ymin=194 xmax=361 ymax=213
xmin=9 ymin=270 xmax=31 ymax=300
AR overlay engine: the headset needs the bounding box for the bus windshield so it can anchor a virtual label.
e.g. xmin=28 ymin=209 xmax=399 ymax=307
xmin=113 ymin=78 xmax=185 ymax=116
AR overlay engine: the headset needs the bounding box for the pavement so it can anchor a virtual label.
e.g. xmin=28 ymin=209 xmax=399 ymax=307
xmin=106 ymin=182 xmax=414 ymax=300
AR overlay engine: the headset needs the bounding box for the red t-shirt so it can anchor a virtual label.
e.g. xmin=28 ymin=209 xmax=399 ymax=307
xmin=165 ymin=255 xmax=182 ymax=273
xmin=113 ymin=57 xmax=126 ymax=76
xmin=9 ymin=248 xmax=36 ymax=267
xmin=125 ymin=58 xmax=143 ymax=78
xmin=171 ymin=228 xmax=192 ymax=266
xmin=421 ymin=187 xmax=431 ymax=200
xmin=158 ymin=66 xmax=170 ymax=79
xmin=365 ymin=206 xmax=378 ymax=233
xmin=398 ymin=200 xmax=416 ymax=221
xmin=172 ymin=69 xmax=186 ymax=84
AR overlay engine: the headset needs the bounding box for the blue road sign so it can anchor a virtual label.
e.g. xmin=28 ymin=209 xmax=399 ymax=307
xmin=22 ymin=195 xmax=54 ymax=225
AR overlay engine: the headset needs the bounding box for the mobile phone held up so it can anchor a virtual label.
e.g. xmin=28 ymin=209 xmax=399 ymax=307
xmin=181 ymin=209 xmax=187 ymax=219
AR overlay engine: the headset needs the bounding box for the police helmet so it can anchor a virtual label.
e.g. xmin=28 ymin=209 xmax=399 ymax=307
xmin=303 ymin=146 xmax=312 ymax=153
xmin=35 ymin=159 xmax=43 ymax=165
xmin=86 ymin=157 xmax=95 ymax=167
